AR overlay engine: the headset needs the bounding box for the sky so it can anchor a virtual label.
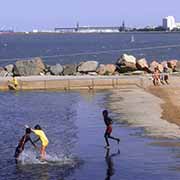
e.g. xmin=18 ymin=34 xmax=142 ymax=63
xmin=0 ymin=0 xmax=180 ymax=31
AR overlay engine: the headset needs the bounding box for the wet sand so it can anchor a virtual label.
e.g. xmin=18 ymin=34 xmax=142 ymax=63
xmin=106 ymin=82 xmax=180 ymax=139
xmin=147 ymin=83 xmax=180 ymax=126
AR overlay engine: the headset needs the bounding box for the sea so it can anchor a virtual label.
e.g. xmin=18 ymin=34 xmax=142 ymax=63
xmin=0 ymin=32 xmax=180 ymax=67
xmin=1 ymin=33 xmax=180 ymax=180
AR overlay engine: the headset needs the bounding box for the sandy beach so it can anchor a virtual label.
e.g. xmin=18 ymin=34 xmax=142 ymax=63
xmin=106 ymin=76 xmax=180 ymax=139
xmin=147 ymin=80 xmax=180 ymax=126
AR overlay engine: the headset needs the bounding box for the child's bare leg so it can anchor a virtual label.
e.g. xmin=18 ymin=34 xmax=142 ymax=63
xmin=40 ymin=146 xmax=46 ymax=160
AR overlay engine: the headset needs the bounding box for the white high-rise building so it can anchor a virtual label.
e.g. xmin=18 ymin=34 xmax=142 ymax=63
xmin=162 ymin=16 xmax=176 ymax=30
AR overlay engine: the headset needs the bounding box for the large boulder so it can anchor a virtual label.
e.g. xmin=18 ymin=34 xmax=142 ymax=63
xmin=97 ymin=64 xmax=116 ymax=75
xmin=63 ymin=64 xmax=77 ymax=75
xmin=96 ymin=64 xmax=106 ymax=75
xmin=49 ymin=64 xmax=63 ymax=75
xmin=78 ymin=61 xmax=98 ymax=73
xmin=167 ymin=60 xmax=177 ymax=71
xmin=116 ymin=54 xmax=137 ymax=73
xmin=136 ymin=58 xmax=149 ymax=71
xmin=14 ymin=57 xmax=45 ymax=76
xmin=0 ymin=67 xmax=8 ymax=77
xmin=149 ymin=60 xmax=163 ymax=72
xmin=4 ymin=64 xmax=14 ymax=73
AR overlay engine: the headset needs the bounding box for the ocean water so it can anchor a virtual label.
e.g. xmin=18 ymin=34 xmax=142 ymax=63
xmin=1 ymin=33 xmax=180 ymax=66
xmin=1 ymin=90 xmax=180 ymax=180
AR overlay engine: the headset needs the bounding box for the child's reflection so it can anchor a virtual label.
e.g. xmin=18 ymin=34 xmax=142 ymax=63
xmin=105 ymin=148 xmax=120 ymax=180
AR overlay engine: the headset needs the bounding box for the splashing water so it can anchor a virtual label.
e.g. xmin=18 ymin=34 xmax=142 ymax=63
xmin=18 ymin=150 xmax=78 ymax=167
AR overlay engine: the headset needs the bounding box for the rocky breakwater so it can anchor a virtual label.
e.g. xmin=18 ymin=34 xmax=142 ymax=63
xmin=0 ymin=54 xmax=180 ymax=90
xmin=0 ymin=54 xmax=180 ymax=78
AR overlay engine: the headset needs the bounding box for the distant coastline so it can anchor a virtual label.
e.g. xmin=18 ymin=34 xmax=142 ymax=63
xmin=2 ymin=31 xmax=180 ymax=35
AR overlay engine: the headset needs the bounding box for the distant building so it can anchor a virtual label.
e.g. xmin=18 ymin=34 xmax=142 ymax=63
xmin=121 ymin=21 xmax=126 ymax=31
xmin=54 ymin=27 xmax=76 ymax=33
xmin=55 ymin=26 xmax=121 ymax=33
xmin=176 ymin=22 xmax=180 ymax=29
xmin=162 ymin=16 xmax=176 ymax=31
xmin=75 ymin=22 xmax=79 ymax=32
xmin=32 ymin=29 xmax=39 ymax=33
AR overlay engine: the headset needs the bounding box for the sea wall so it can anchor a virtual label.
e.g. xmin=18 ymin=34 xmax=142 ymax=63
xmin=1 ymin=52 xmax=180 ymax=91
xmin=0 ymin=75 xmax=152 ymax=91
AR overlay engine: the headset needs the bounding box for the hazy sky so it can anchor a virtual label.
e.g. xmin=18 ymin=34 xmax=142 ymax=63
xmin=0 ymin=0 xmax=180 ymax=31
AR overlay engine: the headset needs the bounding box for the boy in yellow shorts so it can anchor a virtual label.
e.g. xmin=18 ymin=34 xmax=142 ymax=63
xmin=30 ymin=124 xmax=49 ymax=161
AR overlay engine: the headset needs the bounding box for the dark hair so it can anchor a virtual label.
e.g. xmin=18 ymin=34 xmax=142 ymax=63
xmin=102 ymin=110 xmax=108 ymax=116
xmin=34 ymin=124 xmax=42 ymax=130
xmin=26 ymin=128 xmax=31 ymax=134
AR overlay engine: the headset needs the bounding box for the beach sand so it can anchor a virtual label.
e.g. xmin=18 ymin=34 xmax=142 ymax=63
xmin=147 ymin=83 xmax=180 ymax=126
xmin=107 ymin=82 xmax=180 ymax=139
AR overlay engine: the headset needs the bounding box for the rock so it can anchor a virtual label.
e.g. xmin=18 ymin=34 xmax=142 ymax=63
xmin=131 ymin=71 xmax=145 ymax=75
xmin=44 ymin=65 xmax=51 ymax=73
xmin=105 ymin=64 xmax=116 ymax=74
xmin=45 ymin=72 xmax=51 ymax=76
xmin=116 ymin=54 xmax=137 ymax=73
xmin=78 ymin=61 xmax=99 ymax=73
xmin=124 ymin=71 xmax=145 ymax=75
xmin=149 ymin=60 xmax=163 ymax=72
xmin=117 ymin=54 xmax=136 ymax=65
xmin=136 ymin=58 xmax=149 ymax=71
xmin=0 ymin=67 xmax=8 ymax=77
xmin=96 ymin=64 xmax=106 ymax=75
xmin=161 ymin=61 xmax=168 ymax=68
xmin=97 ymin=64 xmax=116 ymax=75
xmin=40 ymin=72 xmax=45 ymax=76
xmin=167 ymin=60 xmax=177 ymax=71
xmin=63 ymin=64 xmax=77 ymax=75
xmin=175 ymin=61 xmax=180 ymax=72
xmin=4 ymin=64 xmax=14 ymax=73
xmin=0 ymin=67 xmax=4 ymax=71
xmin=75 ymin=72 xmax=83 ymax=76
xmin=49 ymin=64 xmax=63 ymax=75
xmin=7 ymin=72 xmax=14 ymax=77
xmin=88 ymin=72 xmax=98 ymax=76
xmin=14 ymin=57 xmax=45 ymax=76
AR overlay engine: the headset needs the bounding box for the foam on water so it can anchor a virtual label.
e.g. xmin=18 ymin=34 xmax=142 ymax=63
xmin=108 ymin=87 xmax=180 ymax=139
xmin=18 ymin=150 xmax=77 ymax=167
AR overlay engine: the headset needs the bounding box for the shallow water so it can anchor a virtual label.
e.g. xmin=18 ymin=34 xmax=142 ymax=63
xmin=1 ymin=90 xmax=180 ymax=180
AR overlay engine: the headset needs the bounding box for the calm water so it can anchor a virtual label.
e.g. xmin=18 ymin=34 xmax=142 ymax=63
xmin=1 ymin=90 xmax=180 ymax=180
xmin=1 ymin=33 xmax=180 ymax=66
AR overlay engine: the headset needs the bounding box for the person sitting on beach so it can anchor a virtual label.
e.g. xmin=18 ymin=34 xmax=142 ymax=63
xmin=29 ymin=124 xmax=49 ymax=161
xmin=14 ymin=128 xmax=37 ymax=164
xmin=152 ymin=67 xmax=160 ymax=86
xmin=102 ymin=110 xmax=120 ymax=149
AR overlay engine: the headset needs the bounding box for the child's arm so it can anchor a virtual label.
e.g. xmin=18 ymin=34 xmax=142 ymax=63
xmin=33 ymin=137 xmax=40 ymax=143
xmin=30 ymin=128 xmax=40 ymax=143
xmin=29 ymin=137 xmax=38 ymax=149
xmin=18 ymin=135 xmax=26 ymax=151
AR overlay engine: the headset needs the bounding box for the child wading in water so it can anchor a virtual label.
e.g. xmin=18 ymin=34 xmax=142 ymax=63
xmin=14 ymin=128 xmax=37 ymax=163
xmin=102 ymin=110 xmax=120 ymax=149
xmin=28 ymin=124 xmax=49 ymax=161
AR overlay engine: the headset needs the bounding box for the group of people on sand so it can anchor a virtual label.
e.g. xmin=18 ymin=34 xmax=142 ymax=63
xmin=15 ymin=110 xmax=119 ymax=163
xmin=152 ymin=66 xmax=169 ymax=86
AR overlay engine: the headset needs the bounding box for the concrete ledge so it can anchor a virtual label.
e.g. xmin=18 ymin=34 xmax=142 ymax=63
xmin=0 ymin=75 xmax=152 ymax=91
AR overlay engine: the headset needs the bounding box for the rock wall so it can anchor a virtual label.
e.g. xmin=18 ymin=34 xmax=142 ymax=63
xmin=0 ymin=54 xmax=179 ymax=77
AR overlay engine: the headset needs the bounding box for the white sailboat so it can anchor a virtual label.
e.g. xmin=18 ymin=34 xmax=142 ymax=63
xmin=131 ymin=35 xmax=135 ymax=43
